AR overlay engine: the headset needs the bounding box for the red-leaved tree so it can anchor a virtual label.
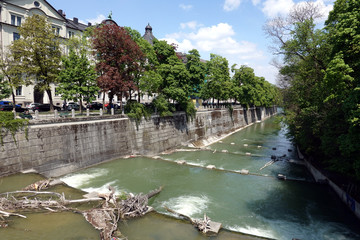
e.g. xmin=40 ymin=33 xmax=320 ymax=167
xmin=92 ymin=23 xmax=145 ymax=109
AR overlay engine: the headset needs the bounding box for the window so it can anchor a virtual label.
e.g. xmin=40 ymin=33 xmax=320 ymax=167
xmin=52 ymin=26 xmax=60 ymax=35
xmin=15 ymin=86 xmax=22 ymax=96
xmin=13 ymin=32 xmax=20 ymax=41
xmin=34 ymin=1 xmax=40 ymax=7
xmin=11 ymin=14 xmax=22 ymax=26
xmin=68 ymin=31 xmax=75 ymax=38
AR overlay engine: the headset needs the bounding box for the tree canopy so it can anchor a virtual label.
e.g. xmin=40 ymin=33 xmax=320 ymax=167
xmin=10 ymin=14 xmax=61 ymax=110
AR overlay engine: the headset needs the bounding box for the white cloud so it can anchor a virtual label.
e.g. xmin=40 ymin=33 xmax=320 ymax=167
xmin=188 ymin=23 xmax=235 ymax=40
xmin=262 ymin=0 xmax=295 ymax=18
xmin=86 ymin=14 xmax=106 ymax=25
xmin=179 ymin=4 xmax=193 ymax=11
xmin=180 ymin=21 xmax=202 ymax=30
xmin=163 ymin=23 xmax=264 ymax=60
xmin=261 ymin=0 xmax=334 ymax=19
xmin=223 ymin=0 xmax=242 ymax=11
xmin=252 ymin=0 xmax=262 ymax=5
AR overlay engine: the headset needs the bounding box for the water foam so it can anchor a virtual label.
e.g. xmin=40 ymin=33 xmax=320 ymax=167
xmin=60 ymin=168 xmax=108 ymax=189
xmin=162 ymin=195 xmax=210 ymax=217
xmin=228 ymin=225 xmax=277 ymax=239
xmin=82 ymin=180 xmax=125 ymax=195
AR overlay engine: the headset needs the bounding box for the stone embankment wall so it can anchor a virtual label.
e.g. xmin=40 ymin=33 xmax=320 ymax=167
xmin=297 ymin=147 xmax=360 ymax=220
xmin=0 ymin=106 xmax=277 ymax=177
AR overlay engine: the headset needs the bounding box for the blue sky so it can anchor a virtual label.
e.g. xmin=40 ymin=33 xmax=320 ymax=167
xmin=49 ymin=0 xmax=334 ymax=84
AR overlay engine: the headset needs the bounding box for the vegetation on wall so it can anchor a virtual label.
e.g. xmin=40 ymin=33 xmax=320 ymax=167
xmin=0 ymin=112 xmax=29 ymax=146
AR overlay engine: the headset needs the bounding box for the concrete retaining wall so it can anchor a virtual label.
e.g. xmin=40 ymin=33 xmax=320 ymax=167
xmin=299 ymin=148 xmax=360 ymax=220
xmin=0 ymin=106 xmax=277 ymax=177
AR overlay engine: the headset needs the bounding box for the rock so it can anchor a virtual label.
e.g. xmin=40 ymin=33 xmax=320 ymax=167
xmin=244 ymin=144 xmax=248 ymax=147
xmin=206 ymin=165 xmax=216 ymax=169
xmin=231 ymin=143 xmax=235 ymax=145
xmin=240 ymin=169 xmax=249 ymax=175
xmin=245 ymin=152 xmax=251 ymax=156
xmin=221 ymin=150 xmax=228 ymax=153
xmin=176 ymin=160 xmax=187 ymax=165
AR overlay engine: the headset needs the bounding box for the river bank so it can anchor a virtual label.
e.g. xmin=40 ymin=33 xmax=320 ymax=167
xmin=0 ymin=106 xmax=276 ymax=178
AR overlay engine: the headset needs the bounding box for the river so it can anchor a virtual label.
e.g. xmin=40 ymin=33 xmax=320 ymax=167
xmin=1 ymin=115 xmax=359 ymax=240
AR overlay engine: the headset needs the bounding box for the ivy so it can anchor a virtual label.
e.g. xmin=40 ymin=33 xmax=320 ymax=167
xmin=0 ymin=112 xmax=29 ymax=146
xmin=125 ymin=102 xmax=151 ymax=130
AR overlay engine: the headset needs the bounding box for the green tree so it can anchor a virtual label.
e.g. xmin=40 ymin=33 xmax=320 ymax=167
xmin=203 ymin=54 xmax=230 ymax=104
xmin=0 ymin=53 xmax=24 ymax=110
xmin=58 ymin=47 xmax=98 ymax=113
xmin=186 ymin=49 xmax=206 ymax=97
xmin=0 ymin=74 xmax=11 ymax=100
xmin=124 ymin=27 xmax=158 ymax=102
xmin=10 ymin=14 xmax=61 ymax=111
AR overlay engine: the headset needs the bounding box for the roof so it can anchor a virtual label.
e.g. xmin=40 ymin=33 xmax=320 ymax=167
xmin=143 ymin=23 xmax=155 ymax=45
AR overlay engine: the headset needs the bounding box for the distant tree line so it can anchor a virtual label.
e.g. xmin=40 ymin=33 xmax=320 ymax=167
xmin=0 ymin=14 xmax=279 ymax=118
xmin=265 ymin=0 xmax=360 ymax=180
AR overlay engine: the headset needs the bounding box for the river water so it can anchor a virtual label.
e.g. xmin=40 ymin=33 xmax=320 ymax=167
xmin=1 ymin=115 xmax=360 ymax=240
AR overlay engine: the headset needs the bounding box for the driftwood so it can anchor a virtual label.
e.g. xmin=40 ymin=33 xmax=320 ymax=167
xmin=0 ymin=179 xmax=163 ymax=240
xmin=164 ymin=206 xmax=222 ymax=236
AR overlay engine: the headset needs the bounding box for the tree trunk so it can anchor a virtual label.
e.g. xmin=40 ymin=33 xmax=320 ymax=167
xmin=79 ymin=95 xmax=83 ymax=114
xmin=46 ymin=88 xmax=54 ymax=112
xmin=11 ymin=90 xmax=16 ymax=113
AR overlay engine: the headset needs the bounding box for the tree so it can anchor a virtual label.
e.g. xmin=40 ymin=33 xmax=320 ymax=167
xmin=203 ymin=54 xmax=230 ymax=104
xmin=0 ymin=75 xmax=11 ymax=100
xmin=0 ymin=53 xmax=24 ymax=110
xmin=92 ymin=23 xmax=145 ymax=110
xmin=58 ymin=48 xmax=98 ymax=113
xmin=124 ymin=27 xmax=158 ymax=102
xmin=10 ymin=14 xmax=61 ymax=111
xmin=186 ymin=49 xmax=206 ymax=98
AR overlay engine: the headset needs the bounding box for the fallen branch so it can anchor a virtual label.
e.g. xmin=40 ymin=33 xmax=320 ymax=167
xmin=0 ymin=209 xmax=27 ymax=219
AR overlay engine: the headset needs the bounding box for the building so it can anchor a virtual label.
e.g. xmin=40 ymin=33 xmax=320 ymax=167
xmin=0 ymin=0 xmax=90 ymax=107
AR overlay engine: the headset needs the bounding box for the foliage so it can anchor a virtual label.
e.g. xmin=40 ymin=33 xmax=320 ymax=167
xmin=124 ymin=101 xmax=151 ymax=129
xmin=202 ymin=54 xmax=230 ymax=104
xmin=10 ymin=14 xmax=61 ymax=111
xmin=266 ymin=0 xmax=360 ymax=179
xmin=0 ymin=112 xmax=28 ymax=146
xmin=92 ymin=23 xmax=145 ymax=107
xmin=0 ymin=74 xmax=11 ymax=100
xmin=186 ymin=49 xmax=206 ymax=97
xmin=152 ymin=95 xmax=174 ymax=117
xmin=58 ymin=39 xmax=98 ymax=112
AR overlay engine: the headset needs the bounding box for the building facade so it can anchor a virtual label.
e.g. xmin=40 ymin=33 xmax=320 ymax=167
xmin=0 ymin=0 xmax=89 ymax=107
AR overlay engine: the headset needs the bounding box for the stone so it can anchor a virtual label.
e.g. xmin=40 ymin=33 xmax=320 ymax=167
xmin=206 ymin=165 xmax=216 ymax=169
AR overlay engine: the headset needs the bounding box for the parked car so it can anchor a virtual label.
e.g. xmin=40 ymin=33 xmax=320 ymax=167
xmin=87 ymin=102 xmax=103 ymax=110
xmin=0 ymin=104 xmax=25 ymax=112
xmin=26 ymin=103 xmax=41 ymax=110
xmin=104 ymin=103 xmax=119 ymax=109
xmin=66 ymin=102 xmax=85 ymax=111
xmin=0 ymin=101 xmax=25 ymax=112
xmin=32 ymin=104 xmax=61 ymax=112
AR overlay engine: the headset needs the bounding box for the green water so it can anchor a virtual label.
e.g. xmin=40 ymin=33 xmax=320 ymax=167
xmin=1 ymin=116 xmax=360 ymax=240
xmin=58 ymin=117 xmax=360 ymax=240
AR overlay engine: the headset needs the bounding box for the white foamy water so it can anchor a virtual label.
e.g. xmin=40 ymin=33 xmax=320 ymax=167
xmin=60 ymin=168 xmax=108 ymax=189
xmin=186 ymin=160 xmax=207 ymax=167
xmin=82 ymin=180 xmax=126 ymax=195
xmin=228 ymin=225 xmax=277 ymax=239
xmin=162 ymin=195 xmax=210 ymax=217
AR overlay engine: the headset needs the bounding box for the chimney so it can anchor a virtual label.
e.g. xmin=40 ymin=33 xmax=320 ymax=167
xmin=58 ymin=9 xmax=63 ymax=16
xmin=88 ymin=22 xmax=92 ymax=27
xmin=73 ymin=17 xmax=78 ymax=24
